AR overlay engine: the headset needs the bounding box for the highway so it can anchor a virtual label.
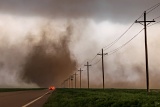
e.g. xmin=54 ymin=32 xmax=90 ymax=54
xmin=0 ymin=89 xmax=52 ymax=107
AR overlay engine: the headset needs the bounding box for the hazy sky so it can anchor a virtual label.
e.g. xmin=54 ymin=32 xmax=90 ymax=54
xmin=0 ymin=0 xmax=160 ymax=88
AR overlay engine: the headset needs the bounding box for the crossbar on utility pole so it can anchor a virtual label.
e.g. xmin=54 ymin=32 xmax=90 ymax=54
xmin=97 ymin=49 xmax=108 ymax=89
xmin=135 ymin=11 xmax=155 ymax=93
xmin=84 ymin=62 xmax=91 ymax=89
xmin=78 ymin=68 xmax=83 ymax=88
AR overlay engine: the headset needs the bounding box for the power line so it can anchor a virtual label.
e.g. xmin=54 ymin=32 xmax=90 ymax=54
xmin=146 ymin=3 xmax=160 ymax=14
xmin=137 ymin=13 xmax=144 ymax=20
xmin=89 ymin=49 xmax=102 ymax=63
xmin=107 ymin=28 xmax=144 ymax=55
xmin=148 ymin=20 xmax=160 ymax=27
xmin=103 ymin=13 xmax=144 ymax=52
xmin=91 ymin=57 xmax=102 ymax=65
xmin=79 ymin=3 xmax=157 ymax=69
xmin=103 ymin=22 xmax=135 ymax=51
xmin=153 ymin=15 xmax=160 ymax=20
xmin=145 ymin=15 xmax=160 ymax=27
xmin=102 ymin=2 xmax=160 ymax=52
xmin=79 ymin=49 xmax=101 ymax=69
xmin=146 ymin=3 xmax=160 ymax=11
xmin=62 ymin=2 xmax=160 ymax=90
xmin=89 ymin=55 xmax=98 ymax=63
xmin=79 ymin=59 xmax=89 ymax=69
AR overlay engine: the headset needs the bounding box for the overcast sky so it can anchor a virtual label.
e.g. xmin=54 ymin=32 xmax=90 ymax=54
xmin=0 ymin=0 xmax=159 ymax=22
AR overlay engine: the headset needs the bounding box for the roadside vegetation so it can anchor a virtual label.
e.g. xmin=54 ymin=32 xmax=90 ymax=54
xmin=44 ymin=88 xmax=160 ymax=107
xmin=0 ymin=88 xmax=46 ymax=92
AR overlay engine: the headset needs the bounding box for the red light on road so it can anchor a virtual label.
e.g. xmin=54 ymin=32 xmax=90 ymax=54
xmin=49 ymin=86 xmax=55 ymax=90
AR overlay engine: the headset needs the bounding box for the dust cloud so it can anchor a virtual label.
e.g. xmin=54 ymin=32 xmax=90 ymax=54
xmin=21 ymin=24 xmax=77 ymax=87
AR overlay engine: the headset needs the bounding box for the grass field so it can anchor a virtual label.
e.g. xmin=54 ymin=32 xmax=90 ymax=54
xmin=44 ymin=88 xmax=160 ymax=107
xmin=0 ymin=88 xmax=46 ymax=92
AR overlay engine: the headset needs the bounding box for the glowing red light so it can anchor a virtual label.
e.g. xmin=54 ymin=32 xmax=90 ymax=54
xmin=49 ymin=86 xmax=55 ymax=90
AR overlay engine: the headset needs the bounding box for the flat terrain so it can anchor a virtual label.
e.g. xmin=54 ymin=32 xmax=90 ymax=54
xmin=0 ymin=88 xmax=52 ymax=107
xmin=44 ymin=88 xmax=160 ymax=107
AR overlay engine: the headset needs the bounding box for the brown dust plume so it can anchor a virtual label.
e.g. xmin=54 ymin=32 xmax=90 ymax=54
xmin=21 ymin=24 xmax=77 ymax=87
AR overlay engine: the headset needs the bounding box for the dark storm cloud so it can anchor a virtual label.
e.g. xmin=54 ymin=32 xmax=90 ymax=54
xmin=0 ymin=0 xmax=159 ymax=22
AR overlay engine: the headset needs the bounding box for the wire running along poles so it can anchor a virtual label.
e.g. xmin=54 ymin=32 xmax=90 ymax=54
xmin=79 ymin=2 xmax=160 ymax=67
xmin=107 ymin=28 xmax=144 ymax=55
xmin=146 ymin=3 xmax=160 ymax=14
xmin=103 ymin=22 xmax=135 ymax=51
xmin=63 ymin=2 xmax=160 ymax=87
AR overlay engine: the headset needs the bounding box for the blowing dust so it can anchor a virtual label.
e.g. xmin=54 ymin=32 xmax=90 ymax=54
xmin=21 ymin=24 xmax=77 ymax=87
xmin=0 ymin=15 xmax=160 ymax=88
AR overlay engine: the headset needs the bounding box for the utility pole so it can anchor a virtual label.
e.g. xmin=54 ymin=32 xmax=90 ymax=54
xmin=97 ymin=49 xmax=108 ymax=89
xmin=84 ymin=62 xmax=91 ymax=89
xmin=78 ymin=68 xmax=83 ymax=88
xmin=73 ymin=72 xmax=78 ymax=88
xmin=64 ymin=80 xmax=66 ymax=88
xmin=61 ymin=82 xmax=64 ymax=88
xmin=68 ymin=77 xmax=70 ymax=88
xmin=71 ymin=75 xmax=73 ymax=88
xmin=65 ymin=79 xmax=68 ymax=88
xmin=135 ymin=11 xmax=155 ymax=93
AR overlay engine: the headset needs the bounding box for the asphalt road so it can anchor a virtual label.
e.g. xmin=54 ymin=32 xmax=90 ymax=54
xmin=0 ymin=89 xmax=52 ymax=107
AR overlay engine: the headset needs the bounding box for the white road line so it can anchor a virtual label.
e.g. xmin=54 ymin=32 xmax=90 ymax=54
xmin=22 ymin=91 xmax=51 ymax=107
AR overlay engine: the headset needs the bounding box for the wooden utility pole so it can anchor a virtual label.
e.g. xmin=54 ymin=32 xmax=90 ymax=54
xmin=64 ymin=80 xmax=67 ymax=88
xmin=71 ymin=75 xmax=73 ymax=88
xmin=73 ymin=72 xmax=78 ymax=88
xmin=68 ymin=77 xmax=70 ymax=88
xmin=67 ymin=79 xmax=69 ymax=88
xmin=135 ymin=11 xmax=155 ymax=92
xmin=84 ymin=62 xmax=91 ymax=89
xmin=66 ymin=79 xmax=68 ymax=88
xmin=61 ymin=81 xmax=65 ymax=88
xmin=78 ymin=68 xmax=83 ymax=88
xmin=97 ymin=49 xmax=108 ymax=89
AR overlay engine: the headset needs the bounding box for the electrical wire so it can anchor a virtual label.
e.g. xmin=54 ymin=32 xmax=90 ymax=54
xmin=107 ymin=28 xmax=144 ymax=55
xmin=105 ymin=2 xmax=160 ymax=55
xmin=148 ymin=20 xmax=160 ymax=27
xmin=78 ymin=2 xmax=158 ymax=67
xmin=153 ymin=15 xmax=160 ymax=20
xmin=146 ymin=2 xmax=160 ymax=11
xmin=137 ymin=13 xmax=144 ymax=20
xmin=146 ymin=3 xmax=160 ymax=14
xmin=63 ymin=3 xmax=160 ymax=87
xmin=88 ymin=49 xmax=102 ymax=63
xmin=80 ymin=14 xmax=144 ymax=67
xmin=90 ymin=67 xmax=98 ymax=74
xmin=89 ymin=55 xmax=98 ymax=63
xmin=79 ymin=59 xmax=89 ymax=68
xmin=103 ymin=13 xmax=144 ymax=51
xmin=91 ymin=57 xmax=102 ymax=65
xmin=103 ymin=22 xmax=135 ymax=51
